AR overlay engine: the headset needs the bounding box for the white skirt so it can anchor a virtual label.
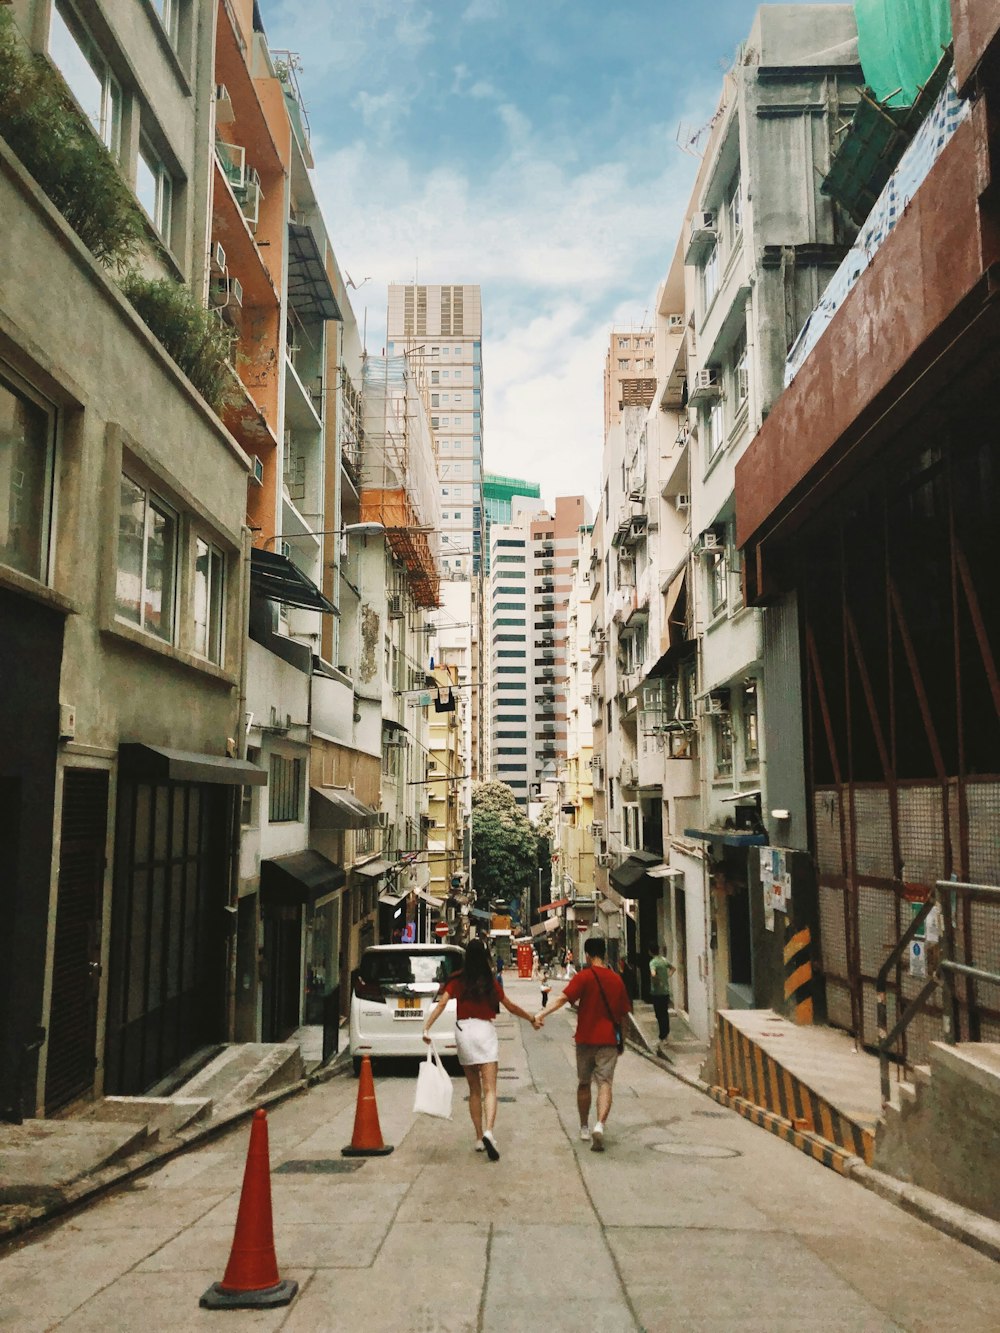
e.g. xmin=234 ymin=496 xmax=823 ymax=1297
xmin=454 ymin=1017 xmax=499 ymax=1067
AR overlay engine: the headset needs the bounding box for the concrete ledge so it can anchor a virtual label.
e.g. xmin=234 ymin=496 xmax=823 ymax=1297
xmin=930 ymin=1040 xmax=1000 ymax=1097
xmin=847 ymin=1163 xmax=1000 ymax=1265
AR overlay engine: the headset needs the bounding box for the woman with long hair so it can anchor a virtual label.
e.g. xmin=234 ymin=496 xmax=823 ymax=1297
xmin=422 ymin=938 xmax=540 ymax=1160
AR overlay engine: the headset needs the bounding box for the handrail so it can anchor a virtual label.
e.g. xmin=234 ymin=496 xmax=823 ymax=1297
xmin=877 ymin=895 xmax=938 ymax=1107
xmin=877 ymin=878 xmax=1000 ymax=1108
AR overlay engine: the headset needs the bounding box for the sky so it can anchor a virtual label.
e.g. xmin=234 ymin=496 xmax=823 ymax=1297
xmin=259 ymin=1 xmax=832 ymax=508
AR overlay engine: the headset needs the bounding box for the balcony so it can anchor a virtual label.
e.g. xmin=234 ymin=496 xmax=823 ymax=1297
xmin=534 ymin=636 xmax=555 ymax=649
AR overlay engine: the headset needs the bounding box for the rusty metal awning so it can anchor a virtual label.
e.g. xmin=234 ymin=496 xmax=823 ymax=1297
xmin=287 ymin=222 xmax=341 ymax=322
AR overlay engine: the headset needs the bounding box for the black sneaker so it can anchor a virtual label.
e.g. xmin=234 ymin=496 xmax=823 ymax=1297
xmin=482 ymin=1132 xmax=500 ymax=1161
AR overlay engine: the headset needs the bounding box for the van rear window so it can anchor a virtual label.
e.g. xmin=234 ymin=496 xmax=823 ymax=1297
xmin=358 ymin=949 xmax=464 ymax=990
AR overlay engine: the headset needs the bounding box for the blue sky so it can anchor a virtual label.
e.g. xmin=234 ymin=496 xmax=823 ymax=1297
xmin=260 ymin=1 xmax=834 ymax=505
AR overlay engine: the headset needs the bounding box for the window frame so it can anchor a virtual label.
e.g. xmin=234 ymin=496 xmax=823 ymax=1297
xmin=269 ymin=753 xmax=303 ymax=823
xmin=0 ymin=363 xmax=57 ymax=585
xmin=192 ymin=533 xmax=226 ymax=664
xmin=48 ymin=0 xmax=123 ymax=159
xmin=137 ymin=133 xmax=174 ymax=243
xmin=115 ymin=471 xmax=179 ymax=644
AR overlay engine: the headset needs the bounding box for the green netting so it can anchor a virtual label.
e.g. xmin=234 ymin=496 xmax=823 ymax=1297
xmin=854 ymin=0 xmax=952 ymax=106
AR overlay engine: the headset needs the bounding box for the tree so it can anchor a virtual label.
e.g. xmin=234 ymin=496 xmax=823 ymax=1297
xmin=471 ymin=782 xmax=537 ymax=908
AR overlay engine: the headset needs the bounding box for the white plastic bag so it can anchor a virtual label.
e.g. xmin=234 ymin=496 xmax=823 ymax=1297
xmin=413 ymin=1040 xmax=453 ymax=1119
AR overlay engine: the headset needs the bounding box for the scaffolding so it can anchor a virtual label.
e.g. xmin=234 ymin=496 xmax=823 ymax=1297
xmin=360 ymin=354 xmax=442 ymax=608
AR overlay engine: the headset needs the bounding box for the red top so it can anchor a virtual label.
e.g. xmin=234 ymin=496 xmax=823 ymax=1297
xmin=563 ymin=965 xmax=631 ymax=1046
xmin=442 ymin=975 xmax=503 ymax=1021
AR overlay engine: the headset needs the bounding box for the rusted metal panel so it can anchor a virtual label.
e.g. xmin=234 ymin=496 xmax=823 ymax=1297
xmin=952 ymin=0 xmax=1000 ymax=97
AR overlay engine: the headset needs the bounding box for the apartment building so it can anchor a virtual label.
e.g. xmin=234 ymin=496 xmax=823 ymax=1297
xmin=483 ymin=471 xmax=541 ymax=571
xmin=0 ymin=0 xmax=261 ymax=1114
xmin=604 ymin=328 xmax=657 ymax=441
xmin=386 ymin=285 xmax=486 ymax=782
xmin=489 ymin=516 xmax=531 ymax=804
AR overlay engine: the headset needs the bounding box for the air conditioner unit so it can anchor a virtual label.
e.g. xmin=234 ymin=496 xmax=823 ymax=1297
xmin=376 ymin=811 xmax=390 ymax=828
xmin=279 ymin=541 xmax=291 ymax=558
xmin=694 ymin=210 xmax=716 ymax=232
xmin=590 ymin=820 xmax=604 ymax=836
xmin=667 ymin=314 xmax=684 ymax=331
xmin=210 ymin=275 xmax=243 ymax=322
xmin=674 ymin=493 xmax=690 ymax=512
xmin=210 ymin=241 xmax=227 ymax=275
xmin=238 ymin=170 xmax=262 ymax=231
xmin=215 ymin=84 xmax=235 ymax=125
xmin=387 ymin=594 xmax=404 ymax=619
xmin=706 ymin=692 xmax=730 ymax=715
xmin=596 ymin=852 xmax=614 ymax=868
xmin=689 ymin=367 xmax=722 ymax=402
xmin=216 ymin=140 xmax=246 ymax=189
xmin=700 ymin=529 xmax=723 ymax=553
xmin=250 ymin=455 xmax=264 ymax=487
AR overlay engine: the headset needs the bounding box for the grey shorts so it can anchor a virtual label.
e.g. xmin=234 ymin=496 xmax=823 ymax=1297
xmin=576 ymin=1044 xmax=618 ymax=1087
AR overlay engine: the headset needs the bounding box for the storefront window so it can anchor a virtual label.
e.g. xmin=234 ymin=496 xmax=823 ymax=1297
xmin=305 ymin=895 xmax=340 ymax=1024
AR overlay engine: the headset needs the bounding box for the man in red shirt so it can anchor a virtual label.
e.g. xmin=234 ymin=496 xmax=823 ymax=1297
xmin=535 ymin=936 xmax=631 ymax=1152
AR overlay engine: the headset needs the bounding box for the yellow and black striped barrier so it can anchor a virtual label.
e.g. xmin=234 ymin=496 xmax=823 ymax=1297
xmin=707 ymin=1084 xmax=862 ymax=1174
xmin=783 ymin=924 xmax=814 ymax=1024
xmin=715 ymin=1013 xmax=874 ymax=1165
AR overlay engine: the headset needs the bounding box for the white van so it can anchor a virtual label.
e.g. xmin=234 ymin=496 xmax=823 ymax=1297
xmin=348 ymin=943 xmax=465 ymax=1073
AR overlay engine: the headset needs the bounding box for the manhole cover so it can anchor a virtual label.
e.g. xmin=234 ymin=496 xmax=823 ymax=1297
xmin=275 ymin=1159 xmax=364 ymax=1175
xmin=497 ymin=1096 xmax=517 ymax=1103
xmin=648 ymin=1143 xmax=741 ymax=1159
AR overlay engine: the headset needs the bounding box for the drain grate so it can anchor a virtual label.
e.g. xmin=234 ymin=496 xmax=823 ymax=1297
xmin=691 ymin=1109 xmax=729 ymax=1119
xmin=648 ymin=1143 xmax=741 ymax=1159
xmin=497 ymin=1096 xmax=517 ymax=1103
xmin=275 ymin=1159 xmax=364 ymax=1175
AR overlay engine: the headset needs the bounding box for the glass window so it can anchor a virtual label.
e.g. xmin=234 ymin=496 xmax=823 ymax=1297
xmin=241 ymin=745 xmax=261 ymax=826
xmin=193 ymin=537 xmax=225 ymax=663
xmin=714 ymin=713 xmax=733 ymax=777
xmin=733 ymin=338 xmax=749 ymax=410
xmin=742 ymin=682 xmax=759 ymax=768
xmin=706 ymin=395 xmax=725 ymax=460
xmin=49 ymin=1 xmax=122 ymax=157
xmin=116 ymin=473 xmax=177 ymax=642
xmin=0 ymin=369 xmax=55 ymax=581
xmin=728 ymin=175 xmax=742 ymax=241
xmin=702 ymin=244 xmax=720 ymax=310
xmin=137 ymin=136 xmax=173 ymax=244
xmin=269 ymin=754 xmax=303 ymax=822
xmin=710 ymin=549 xmax=727 ymax=616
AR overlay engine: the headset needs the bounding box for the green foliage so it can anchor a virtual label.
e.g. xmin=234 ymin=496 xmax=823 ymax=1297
xmin=121 ymin=274 xmax=238 ymax=413
xmin=471 ymin=782 xmax=537 ymax=904
xmin=0 ymin=10 xmax=145 ymax=271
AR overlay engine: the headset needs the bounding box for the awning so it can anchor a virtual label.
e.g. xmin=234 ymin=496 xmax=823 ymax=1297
xmin=250 ymin=548 xmax=336 ymax=614
xmin=379 ymin=890 xmax=406 ymax=908
xmin=260 ymin=850 xmax=345 ymax=908
xmin=610 ymin=850 xmax=668 ymax=898
xmin=118 ymin=743 xmax=267 ymax=786
xmin=286 ymin=221 xmax=342 ymax=322
xmin=413 ymin=889 xmax=442 ymax=912
xmin=310 ymin=785 xmax=380 ymax=829
xmin=353 ymin=857 xmax=392 ymax=879
xmin=530 ymin=917 xmax=561 ymax=937
xmin=468 ymin=907 xmax=492 ymax=923
xmin=720 ymin=789 xmax=761 ymax=803
xmin=684 ymin=827 xmax=769 ymax=848
xmin=382 ymin=717 xmax=408 ymax=734
xmin=539 ymin=898 xmax=571 ymax=913
xmin=646 ymin=864 xmax=679 ymax=879
xmin=598 ymin=898 xmax=621 ymax=917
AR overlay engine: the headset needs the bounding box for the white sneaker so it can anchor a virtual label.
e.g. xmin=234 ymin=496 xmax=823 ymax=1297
xmin=579 ymin=1126 xmax=591 ymax=1141
xmin=474 ymin=1139 xmax=485 ymax=1152
xmin=591 ymin=1124 xmax=605 ymax=1153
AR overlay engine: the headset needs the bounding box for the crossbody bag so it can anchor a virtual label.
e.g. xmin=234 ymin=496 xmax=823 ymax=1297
xmin=591 ymin=968 xmax=625 ymax=1054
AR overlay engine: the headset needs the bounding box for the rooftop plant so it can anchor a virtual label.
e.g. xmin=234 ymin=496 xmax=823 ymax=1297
xmin=0 ymin=10 xmax=144 ymax=271
xmin=121 ymin=274 xmax=238 ymax=414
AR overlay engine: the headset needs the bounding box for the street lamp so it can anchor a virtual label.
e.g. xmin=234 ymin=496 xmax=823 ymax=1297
xmin=263 ymin=521 xmax=385 ymax=550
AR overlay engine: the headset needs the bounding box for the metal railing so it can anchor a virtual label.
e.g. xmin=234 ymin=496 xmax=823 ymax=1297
xmin=877 ymin=879 xmax=1000 ymax=1107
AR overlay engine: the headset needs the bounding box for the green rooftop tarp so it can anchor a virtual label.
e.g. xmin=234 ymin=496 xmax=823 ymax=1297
xmin=854 ymin=0 xmax=952 ymax=106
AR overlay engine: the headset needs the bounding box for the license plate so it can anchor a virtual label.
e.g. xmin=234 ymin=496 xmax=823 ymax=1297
xmin=394 ymin=998 xmax=422 ymax=1019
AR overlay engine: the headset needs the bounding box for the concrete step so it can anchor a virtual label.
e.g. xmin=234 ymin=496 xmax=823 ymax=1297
xmin=0 ymin=1118 xmax=150 ymax=1205
xmin=173 ymin=1043 xmax=304 ymax=1123
xmin=80 ymin=1095 xmax=212 ymax=1142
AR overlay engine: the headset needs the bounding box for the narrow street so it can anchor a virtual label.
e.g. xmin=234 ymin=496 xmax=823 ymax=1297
xmin=0 ymin=977 xmax=996 ymax=1333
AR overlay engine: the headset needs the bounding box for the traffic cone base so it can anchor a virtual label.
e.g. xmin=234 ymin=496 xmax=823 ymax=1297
xmin=200 ymin=1278 xmax=298 ymax=1310
xmin=341 ymin=1054 xmax=394 ymax=1156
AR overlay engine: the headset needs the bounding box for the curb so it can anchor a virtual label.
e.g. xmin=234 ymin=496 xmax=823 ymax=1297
xmin=629 ymin=1036 xmax=1000 ymax=1264
xmin=0 ymin=1048 xmax=352 ymax=1249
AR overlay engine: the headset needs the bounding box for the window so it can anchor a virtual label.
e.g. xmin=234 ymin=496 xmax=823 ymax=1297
xmin=617 ymin=358 xmax=629 ymax=370
xmin=192 ymin=537 xmax=225 ymax=662
xmin=150 ymin=0 xmax=180 ymax=45
xmin=0 ymin=368 xmax=56 ymax=581
xmin=702 ymin=244 xmax=720 ymax=311
xmin=733 ymin=337 xmax=749 ymax=411
xmin=269 ymin=754 xmax=303 ymax=822
xmin=441 ymin=370 xmax=449 ymax=379
xmin=136 ymin=135 xmax=174 ymax=243
xmin=431 ymin=371 xmax=439 ymax=384
xmin=705 ymin=394 xmax=725 ymax=460
xmin=727 ymin=175 xmax=742 ymax=242
xmin=431 ymin=394 xmax=439 ymax=407
xmin=713 ymin=713 xmax=733 ymax=777
xmin=241 ymin=745 xmax=261 ymax=826
xmin=709 ymin=550 xmax=728 ymax=616
xmin=116 ymin=473 xmax=178 ymax=641
xmin=48 ymin=1 xmax=122 ymax=158
xmin=742 ymin=682 xmax=759 ymax=769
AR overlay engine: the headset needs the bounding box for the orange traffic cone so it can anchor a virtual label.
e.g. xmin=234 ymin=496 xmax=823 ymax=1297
xmin=200 ymin=1109 xmax=298 ymax=1310
xmin=341 ymin=1055 xmax=394 ymax=1156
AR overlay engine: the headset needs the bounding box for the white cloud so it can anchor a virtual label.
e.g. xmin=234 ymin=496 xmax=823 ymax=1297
xmin=462 ymin=0 xmax=503 ymax=21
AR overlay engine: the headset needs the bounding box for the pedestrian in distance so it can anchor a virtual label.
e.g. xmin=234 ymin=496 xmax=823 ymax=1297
xmin=540 ymin=969 xmax=552 ymax=1008
xmin=647 ymin=941 xmax=676 ymax=1044
xmin=535 ymin=936 xmax=631 ymax=1152
xmin=422 ymin=938 xmax=540 ymax=1161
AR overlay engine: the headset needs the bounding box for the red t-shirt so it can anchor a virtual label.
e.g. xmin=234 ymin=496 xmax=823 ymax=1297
xmin=442 ymin=975 xmax=503 ymax=1021
xmin=563 ymin=965 xmax=631 ymax=1046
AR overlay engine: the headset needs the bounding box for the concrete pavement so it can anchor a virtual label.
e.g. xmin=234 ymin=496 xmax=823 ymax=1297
xmin=0 ymin=975 xmax=997 ymax=1332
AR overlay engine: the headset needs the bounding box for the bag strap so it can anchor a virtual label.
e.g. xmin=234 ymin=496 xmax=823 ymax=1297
xmin=591 ymin=967 xmax=618 ymax=1027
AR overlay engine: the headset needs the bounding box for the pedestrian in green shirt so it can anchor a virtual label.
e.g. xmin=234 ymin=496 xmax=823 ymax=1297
xmin=647 ymin=942 xmax=676 ymax=1042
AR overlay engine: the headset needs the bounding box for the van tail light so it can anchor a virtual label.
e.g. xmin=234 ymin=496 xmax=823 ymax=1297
xmin=353 ymin=975 xmax=384 ymax=1002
